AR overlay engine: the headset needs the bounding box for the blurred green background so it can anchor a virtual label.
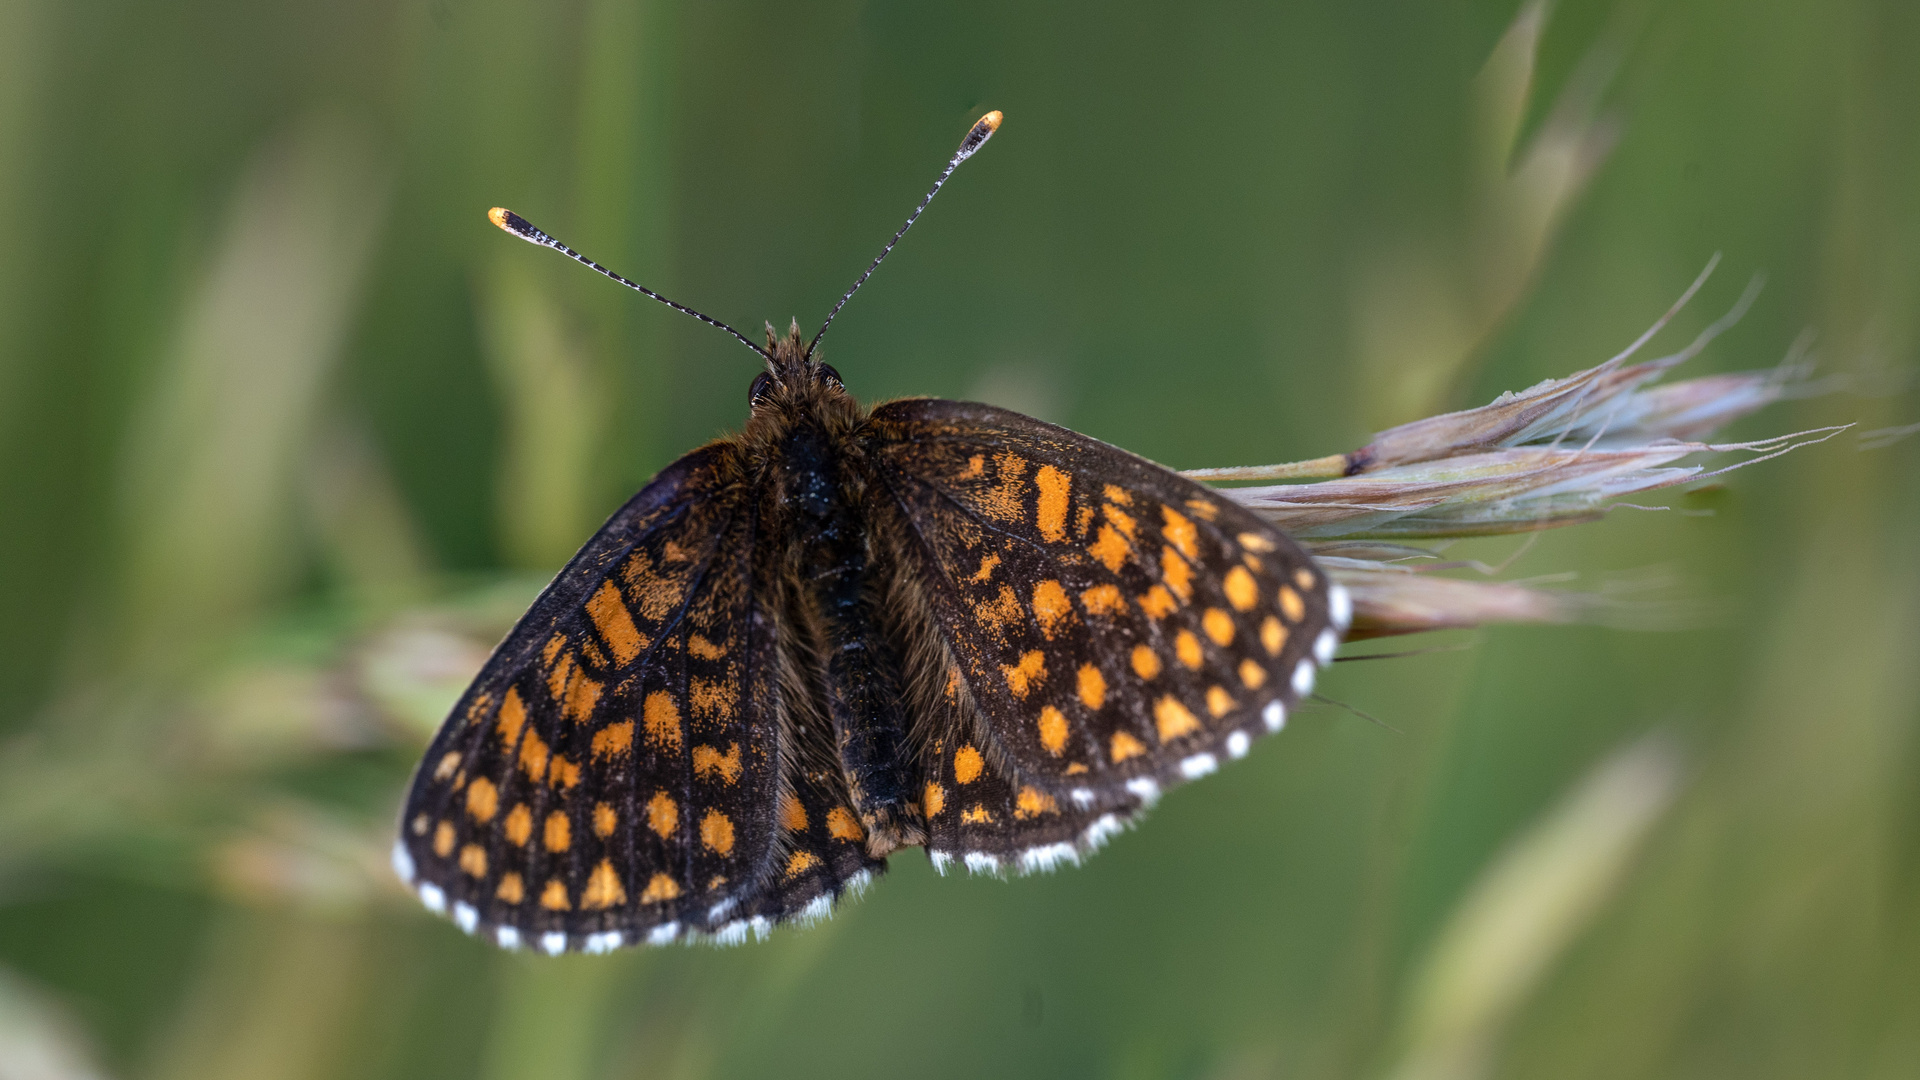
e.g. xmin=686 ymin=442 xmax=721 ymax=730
xmin=1 ymin=0 xmax=1916 ymax=1077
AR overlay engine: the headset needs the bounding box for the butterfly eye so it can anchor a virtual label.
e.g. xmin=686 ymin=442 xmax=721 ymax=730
xmin=816 ymin=363 xmax=844 ymax=389
xmin=748 ymin=371 xmax=775 ymax=405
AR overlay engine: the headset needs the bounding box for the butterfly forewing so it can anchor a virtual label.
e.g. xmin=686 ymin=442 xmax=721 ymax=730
xmin=396 ymin=444 xmax=867 ymax=950
xmin=866 ymin=400 xmax=1339 ymax=820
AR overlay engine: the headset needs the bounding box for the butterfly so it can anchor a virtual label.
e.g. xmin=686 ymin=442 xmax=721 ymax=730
xmin=392 ymin=112 xmax=1350 ymax=953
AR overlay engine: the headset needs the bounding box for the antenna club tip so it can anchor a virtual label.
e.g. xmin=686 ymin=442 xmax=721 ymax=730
xmin=487 ymin=206 xmax=513 ymax=230
xmin=978 ymin=110 xmax=1003 ymax=132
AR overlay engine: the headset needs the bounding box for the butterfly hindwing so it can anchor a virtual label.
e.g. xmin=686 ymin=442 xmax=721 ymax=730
xmin=396 ymin=443 xmax=871 ymax=950
xmin=866 ymin=399 xmax=1344 ymax=824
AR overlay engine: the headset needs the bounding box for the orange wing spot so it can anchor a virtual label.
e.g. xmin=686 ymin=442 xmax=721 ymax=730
xmin=1203 ymin=608 xmax=1236 ymax=647
xmin=504 ymin=803 xmax=532 ymax=846
xmin=517 ymin=728 xmax=550 ymax=783
xmin=433 ymin=820 xmax=455 ymax=857
xmin=1015 ymin=786 xmax=1058 ymax=820
xmin=645 ymin=791 xmax=678 ymax=838
xmin=953 ymin=744 xmax=986 ymax=784
xmin=688 ymin=634 xmax=727 ymax=661
xmin=924 ymin=782 xmax=947 ymax=817
xmin=1038 ymin=706 xmax=1069 ymax=754
xmin=1035 ymin=465 xmax=1072 ymax=542
xmin=1207 ymin=685 xmax=1235 ymax=717
xmin=826 ymin=807 xmax=865 ymax=842
xmin=1261 ymin=615 xmax=1288 ymax=655
xmin=644 ymin=691 xmax=683 ymax=751
xmin=624 ymin=562 xmax=685 ymax=622
xmin=591 ymin=720 xmax=634 ymax=760
xmin=958 ymin=453 xmax=986 ymax=479
xmin=977 ymin=452 xmax=1031 ymax=522
xmin=1078 ymin=664 xmax=1108 ymax=710
xmin=944 ymin=667 xmax=963 ymax=703
xmin=692 ymin=742 xmax=744 ymax=785
xmin=1002 ymin=650 xmax=1047 ymax=698
xmin=1155 ymin=696 xmax=1202 ymax=742
xmin=1161 ymin=506 xmax=1199 ymax=559
xmin=970 ymin=553 xmax=1001 ymax=583
xmin=707 ymin=875 xmax=727 ymax=891
xmin=1103 ymin=484 xmax=1133 ymax=505
xmin=540 ymin=879 xmax=571 ymax=911
xmin=566 ymin=674 xmax=603 ymax=722
xmin=1294 ymin=567 xmax=1318 ymax=589
xmin=1103 ymin=503 xmax=1138 ymax=539
xmin=544 ymin=811 xmax=571 ymax=852
xmin=1223 ymin=566 xmax=1259 ymax=611
xmin=639 ymin=873 xmax=680 ymax=903
xmin=1161 ymin=546 xmax=1194 ymax=601
xmin=662 ymin=539 xmax=693 ymax=562
xmin=459 ymin=843 xmax=488 ymax=878
xmin=582 ymin=859 xmax=627 ymax=909
xmin=1131 ymin=644 xmax=1163 ymax=680
xmin=581 ymin=639 xmax=608 ymax=668
xmin=1184 ymin=498 xmax=1220 ymax=522
xmin=547 ymin=650 xmax=604 ymax=722
xmin=1175 ymin=629 xmax=1205 ymax=669
xmin=496 ymin=872 xmax=525 ymax=904
xmin=1032 ymin=579 xmax=1074 ymax=638
xmin=961 ymin=805 xmax=993 ymax=825
xmin=689 ymin=678 xmax=739 ymax=723
xmin=1080 ymin=583 xmax=1127 ymax=616
xmin=1238 ymin=531 xmax=1277 ymax=553
xmin=463 ymin=691 xmax=494 ymax=728
xmin=495 ymin=687 xmax=527 ymax=748
xmin=1065 ymin=762 xmax=1089 ymax=775
xmin=542 ymin=633 xmax=566 ymax=667
xmin=779 ymin=792 xmax=809 ymax=832
xmin=466 ymin=777 xmax=499 ymax=822
xmin=1076 ymin=504 xmax=1095 ymax=536
xmin=700 ymin=809 xmax=735 ymax=855
xmin=587 ymin=581 xmax=648 ymax=665
xmin=785 ymin=851 xmax=822 ymax=878
xmin=593 ymin=801 xmax=617 ymax=837
xmin=976 ymin=585 xmax=1023 ymax=634
xmin=1279 ymin=585 xmax=1306 ymax=623
xmin=1239 ymin=658 xmax=1268 ymax=689
xmin=1140 ymin=584 xmax=1178 ymax=619
xmin=1087 ymin=524 xmax=1130 ymax=573
xmin=1242 ymin=553 xmax=1264 ymax=573
xmin=547 ymin=755 xmax=580 ymax=789
xmin=433 ymin=751 xmax=461 ymax=781
xmin=1110 ymin=730 xmax=1147 ymax=762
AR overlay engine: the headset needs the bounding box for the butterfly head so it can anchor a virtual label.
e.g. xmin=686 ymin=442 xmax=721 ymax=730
xmin=749 ymin=318 xmax=847 ymax=414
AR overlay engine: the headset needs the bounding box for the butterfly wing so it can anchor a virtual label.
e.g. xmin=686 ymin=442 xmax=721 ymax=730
xmin=865 ymin=399 xmax=1348 ymax=866
xmin=394 ymin=442 xmax=880 ymax=951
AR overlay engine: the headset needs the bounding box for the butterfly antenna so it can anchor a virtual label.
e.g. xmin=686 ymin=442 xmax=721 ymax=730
xmin=805 ymin=110 xmax=1003 ymax=359
xmin=487 ymin=207 xmax=772 ymax=361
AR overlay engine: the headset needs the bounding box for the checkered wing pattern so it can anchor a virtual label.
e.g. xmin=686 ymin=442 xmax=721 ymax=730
xmin=867 ymin=400 xmax=1346 ymax=866
xmin=393 ymin=444 xmax=879 ymax=952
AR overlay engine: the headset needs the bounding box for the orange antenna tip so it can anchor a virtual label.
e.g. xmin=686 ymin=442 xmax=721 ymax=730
xmin=488 ymin=207 xmax=547 ymax=247
xmin=956 ymin=110 xmax=1002 ymax=162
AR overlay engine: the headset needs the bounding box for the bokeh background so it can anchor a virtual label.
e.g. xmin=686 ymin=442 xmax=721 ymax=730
xmin=1 ymin=0 xmax=1917 ymax=1077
